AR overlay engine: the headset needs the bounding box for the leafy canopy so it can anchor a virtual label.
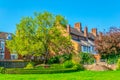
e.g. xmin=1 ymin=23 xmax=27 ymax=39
xmin=6 ymin=12 xmax=73 ymax=61
xmin=95 ymin=27 xmax=120 ymax=55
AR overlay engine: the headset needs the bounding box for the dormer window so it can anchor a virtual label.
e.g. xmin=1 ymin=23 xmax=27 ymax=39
xmin=7 ymin=33 xmax=12 ymax=40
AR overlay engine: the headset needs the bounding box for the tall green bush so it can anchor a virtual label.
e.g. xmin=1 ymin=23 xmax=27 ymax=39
xmin=117 ymin=59 xmax=120 ymax=70
xmin=101 ymin=54 xmax=120 ymax=64
xmin=63 ymin=60 xmax=74 ymax=68
xmin=48 ymin=54 xmax=72 ymax=64
xmin=80 ymin=52 xmax=95 ymax=64
xmin=48 ymin=56 xmax=60 ymax=64
xmin=73 ymin=64 xmax=84 ymax=70
xmin=59 ymin=54 xmax=72 ymax=63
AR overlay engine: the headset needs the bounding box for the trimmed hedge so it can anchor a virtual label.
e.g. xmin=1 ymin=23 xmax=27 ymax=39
xmin=0 ymin=67 xmax=6 ymax=74
xmin=73 ymin=64 xmax=84 ymax=70
xmin=63 ymin=60 xmax=74 ymax=68
xmin=4 ymin=68 xmax=78 ymax=74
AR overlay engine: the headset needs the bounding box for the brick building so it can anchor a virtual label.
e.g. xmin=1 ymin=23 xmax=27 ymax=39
xmin=0 ymin=32 xmax=17 ymax=60
xmin=67 ymin=22 xmax=98 ymax=54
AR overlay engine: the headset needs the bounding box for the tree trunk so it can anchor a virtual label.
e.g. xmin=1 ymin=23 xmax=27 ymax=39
xmin=44 ymin=48 xmax=49 ymax=64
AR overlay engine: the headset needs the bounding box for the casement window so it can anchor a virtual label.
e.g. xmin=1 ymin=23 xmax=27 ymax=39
xmin=11 ymin=54 xmax=18 ymax=60
xmin=82 ymin=46 xmax=91 ymax=53
xmin=0 ymin=42 xmax=5 ymax=53
xmin=91 ymin=46 xmax=94 ymax=51
xmin=83 ymin=46 xmax=87 ymax=51
xmin=0 ymin=54 xmax=4 ymax=60
xmin=82 ymin=46 xmax=87 ymax=52
xmin=88 ymin=47 xmax=90 ymax=52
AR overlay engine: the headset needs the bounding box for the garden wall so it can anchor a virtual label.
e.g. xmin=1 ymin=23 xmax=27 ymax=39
xmin=0 ymin=60 xmax=28 ymax=68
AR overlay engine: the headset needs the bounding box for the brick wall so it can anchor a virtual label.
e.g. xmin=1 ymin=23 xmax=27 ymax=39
xmin=4 ymin=46 xmax=11 ymax=60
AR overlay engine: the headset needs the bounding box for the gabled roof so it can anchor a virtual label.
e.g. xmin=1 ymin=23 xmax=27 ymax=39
xmin=70 ymin=27 xmax=84 ymax=37
xmin=88 ymin=33 xmax=96 ymax=40
xmin=69 ymin=27 xmax=96 ymax=40
xmin=0 ymin=32 xmax=12 ymax=40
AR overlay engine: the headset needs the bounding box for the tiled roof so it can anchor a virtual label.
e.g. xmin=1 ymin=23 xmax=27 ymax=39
xmin=69 ymin=26 xmax=97 ymax=46
xmin=0 ymin=32 xmax=12 ymax=40
xmin=88 ymin=33 xmax=95 ymax=40
xmin=70 ymin=27 xmax=84 ymax=37
xmin=72 ymin=39 xmax=93 ymax=46
xmin=69 ymin=27 xmax=96 ymax=40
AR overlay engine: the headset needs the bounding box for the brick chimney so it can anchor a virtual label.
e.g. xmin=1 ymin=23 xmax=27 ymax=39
xmin=67 ymin=25 xmax=71 ymax=33
xmin=74 ymin=22 xmax=82 ymax=32
xmin=84 ymin=27 xmax=88 ymax=37
xmin=91 ymin=28 xmax=97 ymax=37
xmin=99 ymin=32 xmax=103 ymax=40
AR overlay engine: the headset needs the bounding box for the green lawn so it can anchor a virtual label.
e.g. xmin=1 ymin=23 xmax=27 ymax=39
xmin=0 ymin=70 xmax=120 ymax=80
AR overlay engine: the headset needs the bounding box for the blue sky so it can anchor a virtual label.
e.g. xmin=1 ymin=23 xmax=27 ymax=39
xmin=0 ymin=0 xmax=120 ymax=33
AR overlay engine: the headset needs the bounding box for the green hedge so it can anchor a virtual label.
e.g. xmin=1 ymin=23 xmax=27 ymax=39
xmin=0 ymin=67 xmax=6 ymax=74
xmin=4 ymin=68 xmax=78 ymax=74
xmin=80 ymin=52 xmax=95 ymax=64
xmin=35 ymin=64 xmax=64 ymax=70
xmin=63 ymin=60 xmax=74 ymax=68
xmin=116 ymin=59 xmax=120 ymax=70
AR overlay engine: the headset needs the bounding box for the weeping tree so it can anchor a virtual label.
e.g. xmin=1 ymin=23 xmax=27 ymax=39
xmin=6 ymin=12 xmax=73 ymax=63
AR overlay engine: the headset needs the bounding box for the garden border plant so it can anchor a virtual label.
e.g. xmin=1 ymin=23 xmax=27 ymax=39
xmin=4 ymin=67 xmax=79 ymax=74
xmin=0 ymin=67 xmax=6 ymax=74
xmin=3 ymin=60 xmax=84 ymax=74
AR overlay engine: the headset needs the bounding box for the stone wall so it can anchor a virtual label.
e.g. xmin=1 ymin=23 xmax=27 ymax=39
xmin=0 ymin=60 xmax=28 ymax=68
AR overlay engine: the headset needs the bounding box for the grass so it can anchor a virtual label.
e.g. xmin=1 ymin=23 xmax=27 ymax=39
xmin=0 ymin=70 xmax=120 ymax=80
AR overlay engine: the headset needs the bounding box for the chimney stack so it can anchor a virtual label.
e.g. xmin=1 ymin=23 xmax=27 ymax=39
xmin=91 ymin=28 xmax=97 ymax=37
xmin=84 ymin=27 xmax=88 ymax=37
xmin=67 ymin=25 xmax=71 ymax=33
xmin=99 ymin=32 xmax=103 ymax=40
xmin=74 ymin=22 xmax=82 ymax=32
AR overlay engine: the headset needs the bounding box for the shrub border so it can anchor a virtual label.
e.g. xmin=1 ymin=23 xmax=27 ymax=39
xmin=4 ymin=68 xmax=79 ymax=74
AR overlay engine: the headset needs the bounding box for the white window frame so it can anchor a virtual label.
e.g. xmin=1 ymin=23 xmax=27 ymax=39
xmin=11 ymin=54 xmax=18 ymax=60
xmin=0 ymin=53 xmax=4 ymax=60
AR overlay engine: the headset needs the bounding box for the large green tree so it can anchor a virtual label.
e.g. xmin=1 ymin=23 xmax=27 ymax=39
xmin=7 ymin=12 xmax=73 ymax=63
xmin=7 ymin=17 xmax=36 ymax=56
